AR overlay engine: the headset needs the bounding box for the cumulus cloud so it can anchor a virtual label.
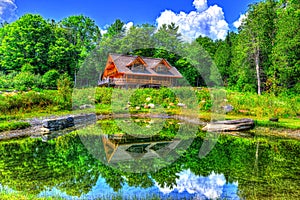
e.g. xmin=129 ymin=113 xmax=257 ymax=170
xmin=156 ymin=169 xmax=238 ymax=199
xmin=233 ymin=13 xmax=247 ymax=29
xmin=0 ymin=0 xmax=17 ymax=22
xmin=156 ymin=0 xmax=229 ymax=41
xmin=193 ymin=0 xmax=208 ymax=12
xmin=123 ymin=21 xmax=134 ymax=32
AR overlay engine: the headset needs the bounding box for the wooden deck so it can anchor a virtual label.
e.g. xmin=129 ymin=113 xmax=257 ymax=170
xmin=98 ymin=76 xmax=175 ymax=87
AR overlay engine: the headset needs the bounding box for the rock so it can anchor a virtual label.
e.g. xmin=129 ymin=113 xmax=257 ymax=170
xmin=146 ymin=97 xmax=151 ymax=102
xmin=41 ymin=127 xmax=50 ymax=134
xmin=177 ymin=103 xmax=186 ymax=108
xmin=148 ymin=103 xmax=155 ymax=109
xmin=202 ymin=118 xmax=255 ymax=132
xmin=269 ymin=118 xmax=279 ymax=122
xmin=222 ymin=105 xmax=234 ymax=113
xmin=72 ymin=105 xmax=80 ymax=110
xmin=79 ymin=104 xmax=94 ymax=110
xmin=42 ymin=117 xmax=75 ymax=131
xmin=136 ymin=106 xmax=141 ymax=110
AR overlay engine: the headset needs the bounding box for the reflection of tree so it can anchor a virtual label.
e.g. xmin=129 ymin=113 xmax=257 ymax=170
xmin=0 ymin=126 xmax=299 ymax=199
xmin=126 ymin=173 xmax=154 ymax=189
xmin=0 ymin=133 xmax=100 ymax=196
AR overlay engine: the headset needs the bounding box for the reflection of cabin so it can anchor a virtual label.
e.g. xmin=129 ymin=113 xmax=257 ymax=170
xmin=98 ymin=54 xmax=183 ymax=88
xmin=101 ymin=134 xmax=181 ymax=163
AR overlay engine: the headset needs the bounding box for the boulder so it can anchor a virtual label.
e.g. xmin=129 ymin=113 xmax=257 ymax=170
xmin=148 ymin=103 xmax=155 ymax=109
xmin=202 ymin=118 xmax=255 ymax=132
xmin=79 ymin=104 xmax=94 ymax=110
xmin=177 ymin=103 xmax=186 ymax=108
xmin=222 ymin=105 xmax=234 ymax=113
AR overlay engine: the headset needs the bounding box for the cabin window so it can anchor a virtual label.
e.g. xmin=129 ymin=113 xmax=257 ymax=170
xmin=155 ymin=64 xmax=169 ymax=74
xmin=129 ymin=63 xmax=146 ymax=72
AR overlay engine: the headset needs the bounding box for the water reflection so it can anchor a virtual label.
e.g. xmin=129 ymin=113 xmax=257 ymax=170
xmin=0 ymin=118 xmax=299 ymax=199
xmin=79 ymin=118 xmax=196 ymax=173
xmin=39 ymin=170 xmax=239 ymax=200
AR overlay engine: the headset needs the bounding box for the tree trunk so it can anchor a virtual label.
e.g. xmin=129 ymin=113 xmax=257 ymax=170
xmin=255 ymin=49 xmax=261 ymax=95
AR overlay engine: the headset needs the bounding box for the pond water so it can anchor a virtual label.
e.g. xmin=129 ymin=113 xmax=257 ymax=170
xmin=0 ymin=118 xmax=299 ymax=199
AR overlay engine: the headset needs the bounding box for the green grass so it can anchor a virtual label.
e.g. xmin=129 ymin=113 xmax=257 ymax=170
xmin=0 ymin=87 xmax=299 ymax=132
xmin=0 ymin=121 xmax=31 ymax=132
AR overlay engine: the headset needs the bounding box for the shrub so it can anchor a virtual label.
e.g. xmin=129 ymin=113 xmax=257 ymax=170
xmin=42 ymin=69 xmax=60 ymax=89
xmin=13 ymin=72 xmax=42 ymax=91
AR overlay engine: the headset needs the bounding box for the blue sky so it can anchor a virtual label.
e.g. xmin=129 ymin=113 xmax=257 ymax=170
xmin=1 ymin=0 xmax=260 ymax=40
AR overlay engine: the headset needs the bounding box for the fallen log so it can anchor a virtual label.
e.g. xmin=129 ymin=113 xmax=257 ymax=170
xmin=202 ymin=118 xmax=255 ymax=132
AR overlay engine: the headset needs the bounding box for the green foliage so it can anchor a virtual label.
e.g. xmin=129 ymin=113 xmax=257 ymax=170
xmin=0 ymin=121 xmax=30 ymax=132
xmin=0 ymin=118 xmax=300 ymax=199
xmin=0 ymin=3 xmax=299 ymax=95
xmin=57 ymin=73 xmax=73 ymax=110
xmin=42 ymin=69 xmax=60 ymax=89
xmin=60 ymin=15 xmax=101 ymax=53
xmin=0 ymin=91 xmax=56 ymax=114
xmin=226 ymin=90 xmax=300 ymax=118
xmin=13 ymin=72 xmax=41 ymax=91
xmin=271 ymin=0 xmax=300 ymax=90
xmin=0 ymin=14 xmax=53 ymax=74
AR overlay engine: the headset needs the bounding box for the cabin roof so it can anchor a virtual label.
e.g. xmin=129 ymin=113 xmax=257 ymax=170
xmin=109 ymin=53 xmax=182 ymax=78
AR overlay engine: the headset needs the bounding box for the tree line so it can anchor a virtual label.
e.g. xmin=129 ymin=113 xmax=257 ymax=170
xmin=0 ymin=0 xmax=299 ymax=95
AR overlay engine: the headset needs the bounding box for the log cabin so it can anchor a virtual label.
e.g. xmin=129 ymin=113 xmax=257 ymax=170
xmin=98 ymin=53 xmax=183 ymax=88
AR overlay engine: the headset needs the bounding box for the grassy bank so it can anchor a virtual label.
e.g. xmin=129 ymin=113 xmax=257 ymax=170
xmin=0 ymin=87 xmax=299 ymax=132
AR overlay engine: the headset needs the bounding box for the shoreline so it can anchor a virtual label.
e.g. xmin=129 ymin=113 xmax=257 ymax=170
xmin=0 ymin=112 xmax=299 ymax=141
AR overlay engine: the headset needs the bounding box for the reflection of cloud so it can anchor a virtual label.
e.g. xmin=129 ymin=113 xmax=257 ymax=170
xmin=0 ymin=0 xmax=17 ymax=22
xmin=156 ymin=169 xmax=238 ymax=199
xmin=156 ymin=0 xmax=229 ymax=40
xmin=233 ymin=13 xmax=247 ymax=29
xmin=38 ymin=170 xmax=239 ymax=199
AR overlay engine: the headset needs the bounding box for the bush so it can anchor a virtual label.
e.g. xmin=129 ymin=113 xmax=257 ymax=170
xmin=42 ymin=69 xmax=60 ymax=89
xmin=57 ymin=73 xmax=73 ymax=110
xmin=0 ymin=90 xmax=58 ymax=114
xmin=13 ymin=72 xmax=42 ymax=91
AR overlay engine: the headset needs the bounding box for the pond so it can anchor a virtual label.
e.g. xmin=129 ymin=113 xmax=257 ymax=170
xmin=0 ymin=118 xmax=299 ymax=199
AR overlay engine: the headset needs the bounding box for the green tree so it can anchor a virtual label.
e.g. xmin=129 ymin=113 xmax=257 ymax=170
xmin=153 ymin=23 xmax=182 ymax=53
xmin=231 ymin=0 xmax=277 ymax=94
xmin=105 ymin=19 xmax=125 ymax=38
xmin=0 ymin=14 xmax=53 ymax=74
xmin=271 ymin=0 xmax=300 ymax=92
xmin=214 ymin=32 xmax=237 ymax=85
xmin=196 ymin=35 xmax=218 ymax=58
xmin=60 ymin=15 xmax=101 ymax=56
xmin=120 ymin=24 xmax=155 ymax=54
xmin=47 ymin=37 xmax=79 ymax=77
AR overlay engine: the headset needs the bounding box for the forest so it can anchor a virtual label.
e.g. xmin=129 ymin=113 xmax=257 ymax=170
xmin=0 ymin=0 xmax=299 ymax=95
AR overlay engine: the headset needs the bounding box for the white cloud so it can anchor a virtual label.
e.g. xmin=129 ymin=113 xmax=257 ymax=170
xmin=193 ymin=0 xmax=208 ymax=12
xmin=0 ymin=0 xmax=17 ymax=22
xmin=156 ymin=169 xmax=238 ymax=199
xmin=100 ymin=29 xmax=107 ymax=36
xmin=233 ymin=13 xmax=247 ymax=29
xmin=123 ymin=21 xmax=133 ymax=32
xmin=156 ymin=0 xmax=229 ymax=41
